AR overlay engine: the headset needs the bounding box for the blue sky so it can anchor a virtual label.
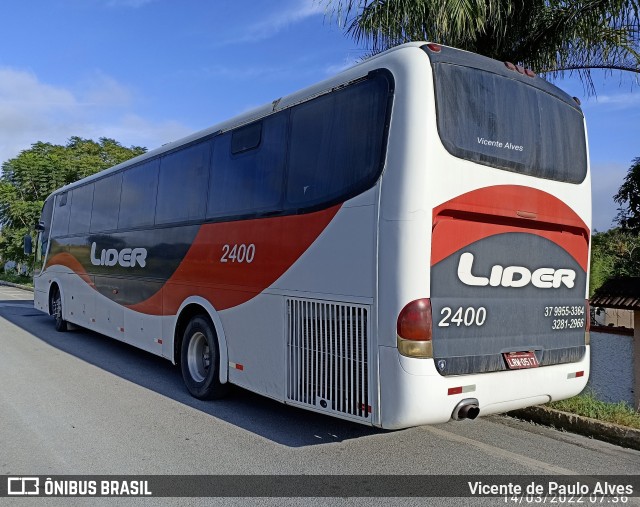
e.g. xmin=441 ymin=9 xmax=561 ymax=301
xmin=0 ymin=0 xmax=637 ymax=231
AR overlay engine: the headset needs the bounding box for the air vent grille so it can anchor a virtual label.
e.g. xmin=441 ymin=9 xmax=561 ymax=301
xmin=287 ymin=298 xmax=370 ymax=419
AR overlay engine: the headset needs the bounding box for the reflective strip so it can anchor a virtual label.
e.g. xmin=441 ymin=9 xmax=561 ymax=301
xmin=229 ymin=362 xmax=244 ymax=371
xmin=448 ymin=384 xmax=476 ymax=395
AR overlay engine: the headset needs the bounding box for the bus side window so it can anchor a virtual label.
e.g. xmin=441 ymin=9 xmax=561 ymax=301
xmin=68 ymin=184 xmax=94 ymax=235
xmin=231 ymin=122 xmax=262 ymax=154
xmin=207 ymin=113 xmax=287 ymax=219
xmin=118 ymin=159 xmax=160 ymax=229
xmin=286 ymin=75 xmax=389 ymax=210
xmin=90 ymin=174 xmax=123 ymax=232
xmin=51 ymin=192 xmax=71 ymax=238
xmin=156 ymin=140 xmax=211 ymax=225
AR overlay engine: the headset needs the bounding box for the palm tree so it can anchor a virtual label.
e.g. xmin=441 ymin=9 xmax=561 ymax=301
xmin=322 ymin=0 xmax=639 ymax=91
xmin=614 ymin=157 xmax=640 ymax=232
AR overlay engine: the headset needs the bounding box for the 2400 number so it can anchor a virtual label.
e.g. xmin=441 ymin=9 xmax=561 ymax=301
xmin=220 ymin=243 xmax=255 ymax=263
xmin=439 ymin=306 xmax=487 ymax=327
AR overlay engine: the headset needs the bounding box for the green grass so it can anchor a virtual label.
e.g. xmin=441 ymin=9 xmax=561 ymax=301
xmin=0 ymin=271 xmax=33 ymax=287
xmin=547 ymin=391 xmax=640 ymax=430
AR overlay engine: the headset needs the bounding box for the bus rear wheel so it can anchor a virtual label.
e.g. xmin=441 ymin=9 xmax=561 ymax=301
xmin=51 ymin=288 xmax=67 ymax=332
xmin=180 ymin=315 xmax=229 ymax=400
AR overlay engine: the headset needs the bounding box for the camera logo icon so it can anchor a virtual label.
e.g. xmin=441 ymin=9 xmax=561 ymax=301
xmin=7 ymin=477 xmax=40 ymax=495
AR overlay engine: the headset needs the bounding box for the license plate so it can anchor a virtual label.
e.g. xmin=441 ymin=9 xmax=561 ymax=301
xmin=503 ymin=351 xmax=539 ymax=369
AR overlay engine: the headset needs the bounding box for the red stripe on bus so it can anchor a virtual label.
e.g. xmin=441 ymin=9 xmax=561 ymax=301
xmin=127 ymin=204 xmax=342 ymax=315
xmin=45 ymin=252 xmax=94 ymax=287
xmin=431 ymin=185 xmax=589 ymax=270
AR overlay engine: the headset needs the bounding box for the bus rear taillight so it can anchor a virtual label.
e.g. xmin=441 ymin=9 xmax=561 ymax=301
xmin=397 ymin=298 xmax=433 ymax=358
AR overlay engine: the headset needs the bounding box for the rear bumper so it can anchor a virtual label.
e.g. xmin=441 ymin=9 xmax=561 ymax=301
xmin=378 ymin=345 xmax=589 ymax=429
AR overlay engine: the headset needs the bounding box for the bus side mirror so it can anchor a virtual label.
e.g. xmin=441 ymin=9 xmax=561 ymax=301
xmin=35 ymin=221 xmax=45 ymax=232
xmin=24 ymin=234 xmax=33 ymax=255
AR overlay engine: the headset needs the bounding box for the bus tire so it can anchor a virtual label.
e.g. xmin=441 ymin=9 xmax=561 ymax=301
xmin=51 ymin=287 xmax=68 ymax=332
xmin=181 ymin=315 xmax=229 ymax=400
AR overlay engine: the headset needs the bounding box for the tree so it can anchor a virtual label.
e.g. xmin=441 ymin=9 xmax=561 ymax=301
xmin=323 ymin=0 xmax=640 ymax=90
xmin=0 ymin=137 xmax=146 ymax=266
xmin=614 ymin=156 xmax=640 ymax=233
xmin=588 ymin=156 xmax=640 ymax=293
xmin=589 ymin=227 xmax=640 ymax=294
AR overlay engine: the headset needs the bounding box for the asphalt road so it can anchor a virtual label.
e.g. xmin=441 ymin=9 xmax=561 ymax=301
xmin=1 ymin=285 xmax=638 ymax=507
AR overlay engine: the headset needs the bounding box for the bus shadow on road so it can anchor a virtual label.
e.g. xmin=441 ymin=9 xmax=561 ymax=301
xmin=0 ymin=299 xmax=384 ymax=448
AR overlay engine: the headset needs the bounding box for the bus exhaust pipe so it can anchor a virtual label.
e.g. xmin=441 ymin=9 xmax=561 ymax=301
xmin=452 ymin=398 xmax=480 ymax=421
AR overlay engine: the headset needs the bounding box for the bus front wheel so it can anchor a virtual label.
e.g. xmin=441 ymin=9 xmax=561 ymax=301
xmin=180 ymin=315 xmax=229 ymax=400
xmin=51 ymin=288 xmax=67 ymax=332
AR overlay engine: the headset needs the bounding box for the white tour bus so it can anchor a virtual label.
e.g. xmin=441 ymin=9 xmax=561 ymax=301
xmin=31 ymin=42 xmax=591 ymax=428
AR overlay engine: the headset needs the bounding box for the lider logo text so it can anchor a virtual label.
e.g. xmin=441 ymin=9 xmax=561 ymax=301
xmin=90 ymin=242 xmax=147 ymax=268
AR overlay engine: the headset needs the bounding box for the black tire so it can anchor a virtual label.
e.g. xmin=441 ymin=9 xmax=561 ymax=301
xmin=180 ymin=315 xmax=229 ymax=400
xmin=51 ymin=287 xmax=68 ymax=332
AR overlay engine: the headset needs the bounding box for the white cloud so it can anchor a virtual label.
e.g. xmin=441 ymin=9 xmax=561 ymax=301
xmin=221 ymin=0 xmax=324 ymax=45
xmin=0 ymin=67 xmax=191 ymax=165
xmin=0 ymin=68 xmax=77 ymax=114
xmin=582 ymin=91 xmax=640 ymax=110
xmin=80 ymin=72 xmax=133 ymax=107
xmin=324 ymin=55 xmax=361 ymax=75
xmin=591 ymin=162 xmax=628 ymax=232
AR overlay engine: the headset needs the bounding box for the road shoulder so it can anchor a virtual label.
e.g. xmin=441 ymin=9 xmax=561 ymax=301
xmin=0 ymin=280 xmax=34 ymax=292
xmin=509 ymin=405 xmax=640 ymax=451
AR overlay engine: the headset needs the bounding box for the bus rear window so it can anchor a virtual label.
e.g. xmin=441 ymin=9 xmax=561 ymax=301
xmin=433 ymin=63 xmax=587 ymax=183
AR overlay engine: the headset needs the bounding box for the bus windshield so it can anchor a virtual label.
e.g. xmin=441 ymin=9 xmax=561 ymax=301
xmin=432 ymin=62 xmax=588 ymax=184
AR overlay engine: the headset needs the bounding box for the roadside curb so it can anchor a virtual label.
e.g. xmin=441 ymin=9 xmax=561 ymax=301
xmin=0 ymin=280 xmax=34 ymax=292
xmin=508 ymin=405 xmax=640 ymax=451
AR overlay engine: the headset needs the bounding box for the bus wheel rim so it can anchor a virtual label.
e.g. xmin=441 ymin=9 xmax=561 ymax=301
xmin=187 ymin=331 xmax=210 ymax=383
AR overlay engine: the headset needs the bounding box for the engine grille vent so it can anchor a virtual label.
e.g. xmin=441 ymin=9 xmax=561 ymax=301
xmin=286 ymin=298 xmax=370 ymax=419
